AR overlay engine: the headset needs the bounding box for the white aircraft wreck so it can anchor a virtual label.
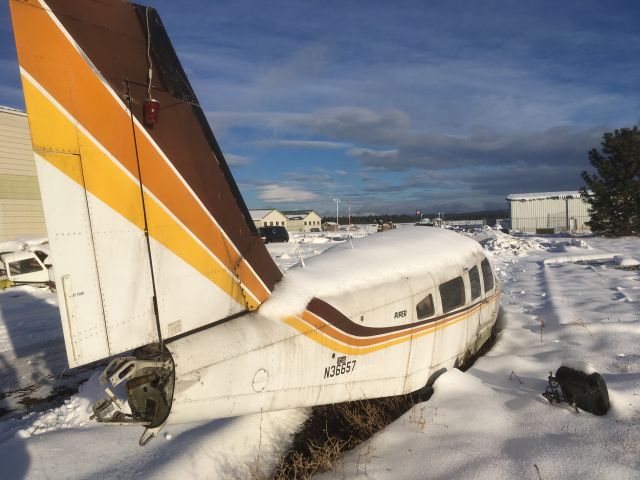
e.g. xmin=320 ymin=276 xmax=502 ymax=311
xmin=10 ymin=0 xmax=500 ymax=445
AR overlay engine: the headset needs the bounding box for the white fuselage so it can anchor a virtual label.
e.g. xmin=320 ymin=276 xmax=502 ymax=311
xmin=162 ymin=231 xmax=500 ymax=426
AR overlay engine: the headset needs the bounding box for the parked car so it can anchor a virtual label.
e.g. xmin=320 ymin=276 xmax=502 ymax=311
xmin=0 ymin=250 xmax=54 ymax=289
xmin=258 ymin=226 xmax=289 ymax=243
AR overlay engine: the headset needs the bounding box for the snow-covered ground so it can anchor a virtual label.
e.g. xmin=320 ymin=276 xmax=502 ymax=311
xmin=0 ymin=228 xmax=639 ymax=479
xmin=0 ymin=237 xmax=94 ymax=419
xmin=319 ymin=232 xmax=640 ymax=479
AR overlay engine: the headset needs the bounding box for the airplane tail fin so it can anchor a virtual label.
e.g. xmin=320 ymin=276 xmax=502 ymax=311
xmin=10 ymin=0 xmax=282 ymax=367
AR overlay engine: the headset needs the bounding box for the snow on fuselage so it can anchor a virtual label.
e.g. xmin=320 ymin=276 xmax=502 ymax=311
xmin=160 ymin=228 xmax=500 ymax=429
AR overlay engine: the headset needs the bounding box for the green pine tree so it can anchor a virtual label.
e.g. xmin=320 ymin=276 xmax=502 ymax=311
xmin=580 ymin=126 xmax=640 ymax=236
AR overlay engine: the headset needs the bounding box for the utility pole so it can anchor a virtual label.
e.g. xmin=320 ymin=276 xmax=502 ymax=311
xmin=333 ymin=198 xmax=341 ymax=226
xmin=348 ymin=200 xmax=351 ymax=231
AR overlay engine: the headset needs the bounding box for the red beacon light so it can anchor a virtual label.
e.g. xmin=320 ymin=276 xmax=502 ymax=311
xmin=143 ymin=98 xmax=160 ymax=126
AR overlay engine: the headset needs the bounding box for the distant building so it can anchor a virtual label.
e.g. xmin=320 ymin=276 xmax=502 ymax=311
xmin=282 ymin=210 xmax=322 ymax=232
xmin=376 ymin=221 xmax=396 ymax=232
xmin=322 ymin=221 xmax=338 ymax=232
xmin=445 ymin=219 xmax=486 ymax=230
xmin=0 ymin=106 xmax=46 ymax=241
xmin=506 ymin=191 xmax=591 ymax=234
xmin=249 ymin=209 xmax=287 ymax=229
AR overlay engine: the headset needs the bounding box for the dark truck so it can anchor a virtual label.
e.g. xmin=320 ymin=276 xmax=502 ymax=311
xmin=258 ymin=226 xmax=289 ymax=244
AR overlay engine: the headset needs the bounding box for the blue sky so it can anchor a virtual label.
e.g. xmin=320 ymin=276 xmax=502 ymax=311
xmin=1 ymin=1 xmax=639 ymax=215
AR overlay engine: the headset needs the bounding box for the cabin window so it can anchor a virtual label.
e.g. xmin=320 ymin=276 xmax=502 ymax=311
xmin=481 ymin=258 xmax=494 ymax=292
xmin=9 ymin=258 xmax=42 ymax=276
xmin=439 ymin=276 xmax=465 ymax=313
xmin=416 ymin=294 xmax=435 ymax=319
xmin=469 ymin=266 xmax=481 ymax=300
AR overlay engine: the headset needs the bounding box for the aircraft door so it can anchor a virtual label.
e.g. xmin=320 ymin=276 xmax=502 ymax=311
xmin=430 ymin=274 xmax=467 ymax=370
xmin=404 ymin=275 xmax=438 ymax=393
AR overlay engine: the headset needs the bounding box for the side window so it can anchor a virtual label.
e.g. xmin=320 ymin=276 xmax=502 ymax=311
xmin=9 ymin=258 xmax=42 ymax=276
xmin=416 ymin=294 xmax=435 ymax=319
xmin=439 ymin=276 xmax=465 ymax=313
xmin=9 ymin=261 xmax=20 ymax=276
xmin=481 ymin=258 xmax=494 ymax=292
xmin=469 ymin=266 xmax=481 ymax=300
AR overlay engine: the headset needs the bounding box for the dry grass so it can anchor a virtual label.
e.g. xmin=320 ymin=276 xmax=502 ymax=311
xmin=266 ymin=389 xmax=432 ymax=480
xmin=255 ymin=327 xmax=499 ymax=479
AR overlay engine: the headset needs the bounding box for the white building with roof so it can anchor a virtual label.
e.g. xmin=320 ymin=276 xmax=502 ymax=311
xmin=0 ymin=106 xmax=47 ymax=241
xmin=282 ymin=210 xmax=322 ymax=232
xmin=249 ymin=209 xmax=287 ymax=229
xmin=322 ymin=221 xmax=338 ymax=232
xmin=506 ymin=191 xmax=591 ymax=234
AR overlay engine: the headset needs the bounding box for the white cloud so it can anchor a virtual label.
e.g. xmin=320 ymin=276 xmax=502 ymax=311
xmin=255 ymin=139 xmax=351 ymax=149
xmin=225 ymin=153 xmax=252 ymax=166
xmin=347 ymin=147 xmax=399 ymax=159
xmin=206 ymin=110 xmax=310 ymax=132
xmin=258 ymin=184 xmax=321 ymax=203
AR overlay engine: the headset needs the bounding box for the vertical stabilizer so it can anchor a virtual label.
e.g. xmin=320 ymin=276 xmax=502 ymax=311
xmin=10 ymin=0 xmax=282 ymax=367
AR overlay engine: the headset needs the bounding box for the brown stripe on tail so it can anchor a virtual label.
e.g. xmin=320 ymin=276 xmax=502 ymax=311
xmin=10 ymin=0 xmax=282 ymax=365
xmin=44 ymin=0 xmax=282 ymax=292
